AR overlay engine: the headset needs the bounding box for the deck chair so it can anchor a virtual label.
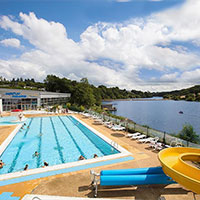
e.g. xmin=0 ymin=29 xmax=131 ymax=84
xmin=126 ymin=132 xmax=141 ymax=138
xmin=131 ymin=134 xmax=146 ymax=140
xmin=138 ymin=137 xmax=155 ymax=143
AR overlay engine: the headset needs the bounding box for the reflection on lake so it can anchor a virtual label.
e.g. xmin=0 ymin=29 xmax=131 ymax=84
xmin=107 ymin=99 xmax=200 ymax=135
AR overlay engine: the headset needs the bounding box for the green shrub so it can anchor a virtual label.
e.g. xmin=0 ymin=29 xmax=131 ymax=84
xmin=66 ymin=102 xmax=71 ymax=108
xmin=80 ymin=105 xmax=85 ymax=112
xmin=177 ymin=124 xmax=199 ymax=144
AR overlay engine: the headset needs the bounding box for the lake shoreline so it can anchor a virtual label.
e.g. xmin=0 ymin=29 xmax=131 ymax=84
xmin=103 ymin=98 xmax=166 ymax=102
xmin=105 ymin=99 xmax=200 ymax=136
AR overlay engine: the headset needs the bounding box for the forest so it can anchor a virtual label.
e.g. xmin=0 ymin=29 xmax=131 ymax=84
xmin=0 ymin=75 xmax=154 ymax=107
xmin=1 ymin=75 xmax=200 ymax=108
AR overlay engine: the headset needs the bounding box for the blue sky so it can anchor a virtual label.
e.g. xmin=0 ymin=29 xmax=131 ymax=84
xmin=0 ymin=0 xmax=183 ymax=42
xmin=1 ymin=0 xmax=200 ymax=91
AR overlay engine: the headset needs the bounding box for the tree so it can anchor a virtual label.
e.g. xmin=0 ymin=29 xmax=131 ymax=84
xmin=177 ymin=124 xmax=199 ymax=144
xmin=80 ymin=77 xmax=89 ymax=84
xmin=71 ymin=82 xmax=95 ymax=108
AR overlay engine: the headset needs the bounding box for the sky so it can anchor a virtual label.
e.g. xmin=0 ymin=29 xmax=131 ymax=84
xmin=1 ymin=0 xmax=200 ymax=92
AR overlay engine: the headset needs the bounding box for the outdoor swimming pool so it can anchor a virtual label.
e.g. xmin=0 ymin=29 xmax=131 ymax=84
xmin=0 ymin=116 xmax=18 ymax=125
xmin=0 ymin=116 xmax=120 ymax=175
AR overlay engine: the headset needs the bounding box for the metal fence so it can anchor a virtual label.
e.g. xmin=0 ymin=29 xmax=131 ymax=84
xmin=87 ymin=110 xmax=200 ymax=148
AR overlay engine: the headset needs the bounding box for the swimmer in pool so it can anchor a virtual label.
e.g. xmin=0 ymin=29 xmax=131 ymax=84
xmin=78 ymin=155 xmax=85 ymax=160
xmin=24 ymin=164 xmax=28 ymax=171
xmin=43 ymin=161 xmax=49 ymax=167
xmin=0 ymin=160 xmax=5 ymax=168
xmin=33 ymin=151 xmax=39 ymax=158
xmin=93 ymin=154 xmax=98 ymax=158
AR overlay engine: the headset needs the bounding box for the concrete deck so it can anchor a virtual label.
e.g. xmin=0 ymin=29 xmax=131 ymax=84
xmin=0 ymin=113 xmax=199 ymax=200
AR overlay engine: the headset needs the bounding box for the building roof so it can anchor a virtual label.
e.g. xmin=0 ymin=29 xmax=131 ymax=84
xmin=0 ymin=88 xmax=70 ymax=99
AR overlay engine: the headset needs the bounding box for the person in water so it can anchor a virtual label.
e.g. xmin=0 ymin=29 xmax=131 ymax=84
xmin=33 ymin=151 xmax=39 ymax=157
xmin=0 ymin=160 xmax=5 ymax=168
xmin=93 ymin=154 xmax=98 ymax=158
xmin=24 ymin=164 xmax=28 ymax=171
xmin=43 ymin=161 xmax=49 ymax=167
xmin=78 ymin=155 xmax=85 ymax=160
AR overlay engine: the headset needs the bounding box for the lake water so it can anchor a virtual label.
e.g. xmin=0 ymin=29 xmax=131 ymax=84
xmin=106 ymin=99 xmax=200 ymax=135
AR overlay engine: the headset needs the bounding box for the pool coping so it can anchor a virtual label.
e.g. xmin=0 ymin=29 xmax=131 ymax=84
xmin=0 ymin=156 xmax=134 ymax=186
xmin=0 ymin=115 xmax=132 ymax=182
xmin=22 ymin=194 xmax=123 ymax=200
xmin=0 ymin=124 xmax=22 ymax=156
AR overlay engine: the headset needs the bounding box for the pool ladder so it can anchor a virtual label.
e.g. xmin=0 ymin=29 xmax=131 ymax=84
xmin=111 ymin=141 xmax=118 ymax=149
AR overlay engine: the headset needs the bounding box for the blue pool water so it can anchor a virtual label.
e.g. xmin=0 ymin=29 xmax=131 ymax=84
xmin=0 ymin=116 xmax=119 ymax=174
xmin=0 ymin=116 xmax=18 ymax=125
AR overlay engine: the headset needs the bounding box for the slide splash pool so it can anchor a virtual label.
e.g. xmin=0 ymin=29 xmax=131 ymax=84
xmin=158 ymin=147 xmax=200 ymax=194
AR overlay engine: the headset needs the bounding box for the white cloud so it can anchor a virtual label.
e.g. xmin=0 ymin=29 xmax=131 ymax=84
xmin=0 ymin=38 xmax=21 ymax=48
xmin=160 ymin=72 xmax=178 ymax=82
xmin=0 ymin=0 xmax=200 ymax=92
xmin=180 ymin=69 xmax=200 ymax=84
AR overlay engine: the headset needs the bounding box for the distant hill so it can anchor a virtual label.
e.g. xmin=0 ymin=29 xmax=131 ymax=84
xmin=156 ymin=85 xmax=200 ymax=101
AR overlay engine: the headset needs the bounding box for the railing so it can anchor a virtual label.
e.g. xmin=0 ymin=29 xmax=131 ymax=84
xmin=32 ymin=197 xmax=42 ymax=200
xmin=86 ymin=110 xmax=200 ymax=148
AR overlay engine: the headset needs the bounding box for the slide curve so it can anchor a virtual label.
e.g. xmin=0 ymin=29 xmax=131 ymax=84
xmin=158 ymin=147 xmax=200 ymax=194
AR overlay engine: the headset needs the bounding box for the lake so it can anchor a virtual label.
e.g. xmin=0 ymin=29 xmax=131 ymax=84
xmin=105 ymin=99 xmax=200 ymax=135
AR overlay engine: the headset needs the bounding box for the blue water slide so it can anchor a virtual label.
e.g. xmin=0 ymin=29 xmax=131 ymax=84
xmin=100 ymin=174 xmax=175 ymax=186
xmin=100 ymin=166 xmax=164 ymax=176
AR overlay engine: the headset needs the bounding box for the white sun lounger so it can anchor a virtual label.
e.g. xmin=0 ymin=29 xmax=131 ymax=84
xmin=138 ymin=137 xmax=154 ymax=143
xmin=93 ymin=119 xmax=103 ymax=125
xmin=111 ymin=125 xmax=125 ymax=131
xmin=126 ymin=132 xmax=141 ymax=138
xmin=131 ymin=134 xmax=146 ymax=140
xmin=153 ymin=142 xmax=164 ymax=151
xmin=104 ymin=121 xmax=112 ymax=126
xmin=82 ymin=113 xmax=91 ymax=118
xmin=149 ymin=137 xmax=161 ymax=149
xmin=138 ymin=136 xmax=159 ymax=143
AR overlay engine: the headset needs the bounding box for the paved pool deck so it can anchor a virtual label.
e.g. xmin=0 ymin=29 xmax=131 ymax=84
xmin=0 ymin=113 xmax=199 ymax=200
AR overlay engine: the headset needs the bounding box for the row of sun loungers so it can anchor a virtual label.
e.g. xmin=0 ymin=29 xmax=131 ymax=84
xmin=126 ymin=132 xmax=182 ymax=151
xmin=81 ymin=112 xmax=181 ymax=151
xmin=81 ymin=112 xmax=126 ymax=131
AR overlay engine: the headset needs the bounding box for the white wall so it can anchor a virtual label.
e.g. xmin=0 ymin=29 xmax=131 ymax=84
xmin=0 ymin=99 xmax=2 ymax=113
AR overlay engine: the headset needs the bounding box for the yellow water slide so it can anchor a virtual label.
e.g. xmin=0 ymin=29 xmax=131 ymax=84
xmin=158 ymin=147 xmax=200 ymax=194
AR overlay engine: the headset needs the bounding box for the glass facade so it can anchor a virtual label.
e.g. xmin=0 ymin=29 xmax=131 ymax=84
xmin=3 ymin=98 xmax=37 ymax=111
xmin=0 ymin=89 xmax=70 ymax=112
xmin=40 ymin=97 xmax=68 ymax=107
xmin=2 ymin=97 xmax=69 ymax=111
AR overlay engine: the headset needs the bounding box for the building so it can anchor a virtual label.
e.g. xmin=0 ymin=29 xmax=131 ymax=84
xmin=0 ymin=88 xmax=71 ymax=112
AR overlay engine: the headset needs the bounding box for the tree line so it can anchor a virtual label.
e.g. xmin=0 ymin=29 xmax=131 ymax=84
xmin=2 ymin=75 xmax=200 ymax=107
xmin=157 ymin=85 xmax=200 ymax=101
xmin=1 ymin=75 xmax=200 ymax=143
xmin=0 ymin=75 xmax=154 ymax=108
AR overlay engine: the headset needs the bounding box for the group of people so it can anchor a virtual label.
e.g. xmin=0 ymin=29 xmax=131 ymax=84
xmin=20 ymin=122 xmax=29 ymax=131
xmin=1 ymin=151 xmax=99 ymax=171
xmin=24 ymin=151 xmax=49 ymax=171
xmin=78 ymin=154 xmax=98 ymax=160
xmin=0 ymin=151 xmax=48 ymax=171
